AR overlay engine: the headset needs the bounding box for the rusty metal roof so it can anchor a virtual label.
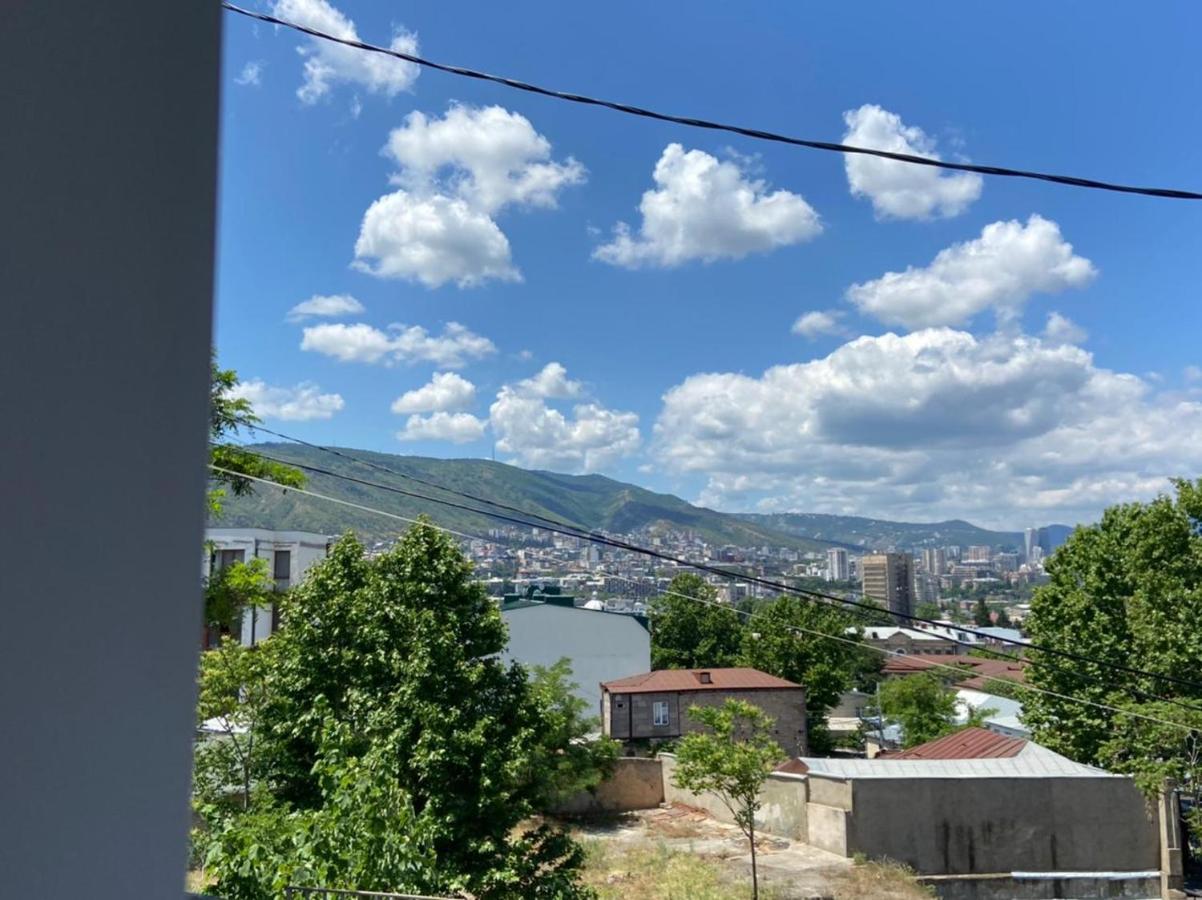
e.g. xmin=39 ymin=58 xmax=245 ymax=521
xmin=881 ymin=654 xmax=1028 ymax=690
xmin=891 ymin=726 xmax=1027 ymax=760
xmin=601 ymin=667 xmax=801 ymax=694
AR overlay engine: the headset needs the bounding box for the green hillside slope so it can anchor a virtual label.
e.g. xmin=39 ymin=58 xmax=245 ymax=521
xmin=211 ymin=444 xmax=835 ymax=551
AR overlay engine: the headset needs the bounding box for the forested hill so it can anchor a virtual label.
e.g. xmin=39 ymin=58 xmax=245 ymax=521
xmin=212 ymin=444 xmax=835 ymax=550
xmin=736 ymin=512 xmax=1073 ymax=553
xmin=213 ymin=444 xmax=1072 ymax=552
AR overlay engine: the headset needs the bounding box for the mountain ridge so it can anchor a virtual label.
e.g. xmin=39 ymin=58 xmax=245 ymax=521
xmin=212 ymin=443 xmax=1072 ymax=552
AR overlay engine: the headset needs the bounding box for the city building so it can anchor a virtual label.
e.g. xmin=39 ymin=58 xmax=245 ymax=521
xmin=204 ymin=528 xmax=333 ymax=647
xmin=502 ymin=593 xmax=650 ymax=712
xmin=860 ymin=625 xmax=963 ymax=656
xmin=965 ymin=545 xmax=993 ymax=563
xmin=920 ymin=547 xmax=946 ymax=575
xmin=1024 ymin=526 xmax=1039 ymax=562
xmin=600 ymin=667 xmax=807 ymax=756
xmin=826 ymin=547 xmax=849 ymax=582
xmin=860 ymin=552 xmax=914 ymax=618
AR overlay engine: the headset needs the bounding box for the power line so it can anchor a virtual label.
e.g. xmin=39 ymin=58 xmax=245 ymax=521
xmin=208 ymin=464 xmax=1201 ymax=735
xmin=232 ymin=441 xmax=1202 ymax=699
xmin=222 ymin=1 xmax=1202 ymax=202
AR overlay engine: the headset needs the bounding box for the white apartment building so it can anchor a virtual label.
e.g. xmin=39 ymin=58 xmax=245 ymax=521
xmin=826 ymin=547 xmax=850 ymax=582
xmin=204 ymin=528 xmax=333 ymax=646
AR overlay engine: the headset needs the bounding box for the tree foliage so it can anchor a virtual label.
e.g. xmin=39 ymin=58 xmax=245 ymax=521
xmin=204 ymin=557 xmax=274 ymax=635
xmin=648 ymin=574 xmax=743 ymax=669
xmin=738 ymin=595 xmax=881 ymax=752
xmin=1023 ymin=479 xmax=1202 ymax=769
xmin=672 ymin=699 xmax=784 ymax=900
xmin=876 ymin=672 xmax=989 ymax=748
xmin=209 ymin=354 xmax=304 ymax=517
xmin=193 ymin=523 xmax=601 ymax=898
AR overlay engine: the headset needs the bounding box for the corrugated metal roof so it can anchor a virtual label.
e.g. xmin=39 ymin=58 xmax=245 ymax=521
xmin=800 ymin=740 xmax=1112 ymax=779
xmin=881 ymin=654 xmax=1028 ymax=689
xmin=601 ymin=667 xmax=801 ymax=694
xmin=891 ymin=726 xmax=1026 ymax=760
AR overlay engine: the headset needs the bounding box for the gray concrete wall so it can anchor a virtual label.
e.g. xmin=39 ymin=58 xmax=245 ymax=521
xmin=660 ymin=754 xmax=810 ymax=840
xmin=552 ymin=757 xmax=664 ymax=815
xmin=824 ymin=775 xmax=1159 ymax=875
xmin=503 ymin=604 xmax=650 ymax=712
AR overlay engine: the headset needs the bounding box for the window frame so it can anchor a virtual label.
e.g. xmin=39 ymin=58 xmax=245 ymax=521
xmin=652 ymin=700 xmax=670 ymax=727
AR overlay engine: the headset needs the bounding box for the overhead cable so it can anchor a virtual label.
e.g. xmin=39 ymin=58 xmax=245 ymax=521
xmin=222 ymin=1 xmax=1202 ymax=201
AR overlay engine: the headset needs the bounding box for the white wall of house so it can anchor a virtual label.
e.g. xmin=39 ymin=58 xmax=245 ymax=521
xmin=205 ymin=528 xmax=332 ymax=646
xmin=502 ymin=603 xmax=651 ymax=716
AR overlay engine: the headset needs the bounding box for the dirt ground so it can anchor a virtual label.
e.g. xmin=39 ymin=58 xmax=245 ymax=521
xmin=572 ymin=804 xmax=931 ymax=900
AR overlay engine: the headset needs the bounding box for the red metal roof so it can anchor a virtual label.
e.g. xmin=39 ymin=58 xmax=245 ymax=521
xmin=601 ymin=667 xmax=801 ymax=694
xmin=881 ymin=654 xmax=1028 ymax=690
xmin=890 ymin=726 xmax=1027 ymax=760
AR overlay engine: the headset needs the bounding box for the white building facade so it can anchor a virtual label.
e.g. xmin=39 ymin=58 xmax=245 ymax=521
xmin=204 ymin=528 xmax=333 ymax=646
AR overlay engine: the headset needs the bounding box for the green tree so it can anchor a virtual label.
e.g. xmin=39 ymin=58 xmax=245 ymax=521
xmin=914 ymin=600 xmax=942 ymax=620
xmin=197 ymin=523 xmax=598 ymax=898
xmin=876 ymin=672 xmax=990 ymax=748
xmin=995 ymin=607 xmax=1012 ymax=628
xmin=1023 ymin=480 xmax=1202 ymax=766
xmin=737 ymin=595 xmax=881 ymax=753
xmin=194 ymin=636 xmax=273 ymax=811
xmin=972 ymin=596 xmax=992 ymax=627
xmin=524 ymin=658 xmax=619 ymax=806
xmin=197 ymin=717 xmax=438 ymax=900
xmin=648 ymin=573 xmax=743 ymax=669
xmin=672 ymin=699 xmax=784 ymax=900
xmin=203 ymin=556 xmax=273 ymax=636
xmin=208 ymin=353 xmax=304 ymax=517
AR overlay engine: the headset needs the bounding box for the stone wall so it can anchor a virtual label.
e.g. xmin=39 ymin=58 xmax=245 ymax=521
xmin=551 ymin=757 xmax=664 ymax=816
xmin=660 ymin=753 xmax=810 ymax=840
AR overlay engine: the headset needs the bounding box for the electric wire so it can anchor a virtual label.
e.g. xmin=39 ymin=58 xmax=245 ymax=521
xmin=221 ymin=1 xmax=1202 ymax=201
xmin=208 ymin=464 xmax=1202 ymax=735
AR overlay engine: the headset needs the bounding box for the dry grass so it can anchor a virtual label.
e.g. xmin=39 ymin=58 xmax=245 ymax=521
xmin=580 ymin=839 xmax=779 ymax=900
xmin=827 ymin=857 xmax=934 ymax=899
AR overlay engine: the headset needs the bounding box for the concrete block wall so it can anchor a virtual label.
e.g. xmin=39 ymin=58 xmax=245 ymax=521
xmin=552 ymin=757 xmax=664 ymax=816
xmin=660 ymin=753 xmax=810 ymax=840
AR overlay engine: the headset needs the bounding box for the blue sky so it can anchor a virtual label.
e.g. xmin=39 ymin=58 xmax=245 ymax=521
xmin=215 ymin=1 xmax=1202 ymax=530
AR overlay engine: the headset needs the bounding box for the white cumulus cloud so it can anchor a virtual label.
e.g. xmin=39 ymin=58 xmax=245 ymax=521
xmin=488 ymin=364 xmax=639 ymax=472
xmin=396 ymin=411 xmax=487 ymax=444
xmin=231 ymin=380 xmax=344 ymax=421
xmin=300 ymin=321 xmax=496 ymax=368
xmin=654 ymin=327 xmax=1202 ymax=527
xmin=792 ymin=310 xmax=847 ymax=340
xmin=510 ymin=362 xmax=582 ymax=398
xmin=384 ymin=105 xmax=586 ymax=214
xmin=353 ymin=191 xmax=519 ymax=288
xmin=235 ymin=61 xmax=264 ymax=87
xmin=842 ymin=104 xmax=982 ymax=220
xmin=285 ymin=293 xmax=365 ymax=322
xmin=391 ymin=371 xmax=477 ymax=414
xmin=354 ymin=105 xmax=584 ymax=288
xmin=1043 ymin=312 xmax=1088 ymax=345
xmin=272 ymin=0 xmax=419 ymax=103
xmin=846 ymin=215 xmax=1096 ymax=330
xmin=594 ymin=144 xmax=822 ymax=268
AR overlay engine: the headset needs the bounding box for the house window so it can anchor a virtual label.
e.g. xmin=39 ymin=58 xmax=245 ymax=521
xmin=653 ymin=701 xmax=669 ymax=727
xmin=273 ymin=550 xmax=291 ymax=590
xmin=217 ymin=548 xmax=244 ymax=569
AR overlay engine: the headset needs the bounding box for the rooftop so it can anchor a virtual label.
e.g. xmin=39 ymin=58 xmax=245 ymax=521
xmin=890 ymin=726 xmax=1025 ymax=760
xmin=798 ymin=728 xmax=1111 ymax=779
xmin=601 ymin=667 xmax=801 ymax=694
xmin=882 ymin=654 xmax=1028 ymax=689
